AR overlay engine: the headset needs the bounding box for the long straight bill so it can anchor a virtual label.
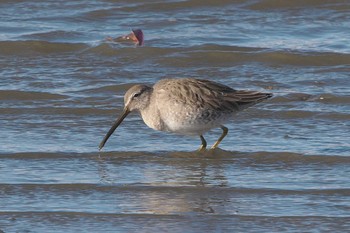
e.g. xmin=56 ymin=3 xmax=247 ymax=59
xmin=99 ymin=108 xmax=130 ymax=150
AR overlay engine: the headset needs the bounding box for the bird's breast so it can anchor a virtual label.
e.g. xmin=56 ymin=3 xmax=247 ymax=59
xmin=139 ymin=106 xmax=166 ymax=132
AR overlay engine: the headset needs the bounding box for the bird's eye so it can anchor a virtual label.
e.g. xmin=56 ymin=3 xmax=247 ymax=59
xmin=133 ymin=93 xmax=140 ymax=98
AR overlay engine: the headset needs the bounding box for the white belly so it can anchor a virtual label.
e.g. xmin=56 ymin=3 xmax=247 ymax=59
xmin=161 ymin=107 xmax=232 ymax=136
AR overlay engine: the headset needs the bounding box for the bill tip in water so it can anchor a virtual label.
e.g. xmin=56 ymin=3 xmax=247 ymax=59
xmin=98 ymin=143 xmax=104 ymax=151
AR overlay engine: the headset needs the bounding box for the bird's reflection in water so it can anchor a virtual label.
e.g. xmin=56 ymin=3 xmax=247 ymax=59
xmin=96 ymin=150 xmax=233 ymax=214
xmin=96 ymin=153 xmax=115 ymax=184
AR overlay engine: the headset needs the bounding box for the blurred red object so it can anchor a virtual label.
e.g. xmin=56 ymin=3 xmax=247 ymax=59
xmin=105 ymin=29 xmax=144 ymax=46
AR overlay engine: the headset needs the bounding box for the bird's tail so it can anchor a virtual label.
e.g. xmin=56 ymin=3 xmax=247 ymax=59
xmin=224 ymin=90 xmax=273 ymax=110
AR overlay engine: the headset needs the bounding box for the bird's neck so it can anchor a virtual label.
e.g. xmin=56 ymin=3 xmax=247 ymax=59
xmin=139 ymin=93 xmax=166 ymax=132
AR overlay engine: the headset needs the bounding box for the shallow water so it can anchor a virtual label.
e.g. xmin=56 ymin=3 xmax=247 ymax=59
xmin=0 ymin=0 xmax=349 ymax=232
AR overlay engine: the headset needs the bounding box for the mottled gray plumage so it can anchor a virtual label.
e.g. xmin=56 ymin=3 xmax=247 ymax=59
xmin=99 ymin=78 xmax=272 ymax=151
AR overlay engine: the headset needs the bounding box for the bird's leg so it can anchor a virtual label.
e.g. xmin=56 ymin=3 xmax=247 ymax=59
xmin=198 ymin=135 xmax=207 ymax=152
xmin=211 ymin=126 xmax=228 ymax=149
